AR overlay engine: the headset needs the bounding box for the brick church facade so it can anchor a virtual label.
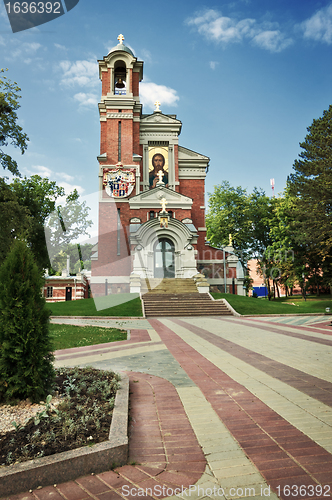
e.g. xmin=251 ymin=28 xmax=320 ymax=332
xmin=90 ymin=36 xmax=245 ymax=296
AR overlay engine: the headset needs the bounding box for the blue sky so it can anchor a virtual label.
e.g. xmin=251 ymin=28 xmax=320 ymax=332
xmin=1 ymin=0 xmax=332 ymax=210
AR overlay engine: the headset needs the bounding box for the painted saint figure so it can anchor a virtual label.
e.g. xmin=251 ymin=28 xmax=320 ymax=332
xmin=149 ymin=153 xmax=168 ymax=188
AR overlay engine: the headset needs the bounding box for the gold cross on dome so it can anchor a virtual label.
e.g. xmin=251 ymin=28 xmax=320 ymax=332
xmin=117 ymin=34 xmax=124 ymax=44
xmin=154 ymin=100 xmax=161 ymax=111
xmin=229 ymin=234 xmax=232 ymax=246
xmin=160 ymin=197 xmax=168 ymax=212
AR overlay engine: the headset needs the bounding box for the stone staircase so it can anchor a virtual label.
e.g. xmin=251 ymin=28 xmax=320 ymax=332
xmin=142 ymin=278 xmax=233 ymax=317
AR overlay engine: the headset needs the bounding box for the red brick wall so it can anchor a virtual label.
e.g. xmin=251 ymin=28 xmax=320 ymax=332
xmin=44 ymin=280 xmax=88 ymax=302
xmin=94 ymin=202 xmax=131 ymax=276
xmin=179 ymin=178 xmax=206 ymax=256
xmin=132 ymin=72 xmax=139 ymax=96
xmin=101 ymin=70 xmax=110 ymax=96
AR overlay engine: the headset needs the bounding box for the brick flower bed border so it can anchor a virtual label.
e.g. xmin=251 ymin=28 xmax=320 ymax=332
xmin=0 ymin=372 xmax=129 ymax=497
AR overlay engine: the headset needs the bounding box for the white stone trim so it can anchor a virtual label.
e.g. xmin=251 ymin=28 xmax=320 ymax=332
xmin=106 ymin=113 xmax=133 ymax=119
xmin=198 ymin=227 xmax=207 ymax=231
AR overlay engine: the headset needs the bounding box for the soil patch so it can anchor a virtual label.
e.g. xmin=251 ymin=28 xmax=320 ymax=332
xmin=0 ymin=367 xmax=120 ymax=467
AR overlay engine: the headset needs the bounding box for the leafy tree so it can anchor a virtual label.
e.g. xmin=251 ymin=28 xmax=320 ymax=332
xmin=45 ymin=189 xmax=93 ymax=265
xmin=9 ymin=175 xmax=65 ymax=268
xmin=206 ymin=181 xmax=274 ymax=263
xmin=51 ymin=242 xmax=94 ymax=275
xmin=0 ymin=178 xmax=31 ymax=265
xmin=0 ymin=69 xmax=29 ymax=176
xmin=206 ymin=181 xmax=252 ymax=262
xmin=0 ymin=239 xmax=54 ymax=403
xmin=0 ymin=176 xmax=92 ymax=270
xmin=288 ymin=105 xmax=332 ymax=263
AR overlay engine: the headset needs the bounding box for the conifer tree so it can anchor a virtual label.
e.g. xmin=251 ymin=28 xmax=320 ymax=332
xmin=0 ymin=239 xmax=54 ymax=403
xmin=288 ymin=105 xmax=332 ymax=261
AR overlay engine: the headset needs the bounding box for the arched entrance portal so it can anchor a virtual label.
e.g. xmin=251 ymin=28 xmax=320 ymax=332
xmin=154 ymin=238 xmax=175 ymax=278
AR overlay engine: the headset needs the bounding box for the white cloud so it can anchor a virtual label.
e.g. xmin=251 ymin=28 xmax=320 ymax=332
xmin=252 ymin=30 xmax=293 ymax=52
xmin=73 ymin=92 xmax=98 ymax=108
xmin=6 ymin=41 xmax=42 ymax=61
xmin=58 ymin=181 xmax=85 ymax=196
xmin=186 ymin=9 xmax=292 ymax=52
xmin=28 ymin=165 xmax=52 ymax=177
xmin=140 ymin=82 xmax=179 ymax=110
xmin=54 ymin=43 xmax=67 ymax=50
xmin=57 ymin=172 xmax=75 ymax=182
xmin=300 ymin=3 xmax=332 ymax=44
xmin=209 ymin=61 xmax=219 ymax=70
xmin=58 ymin=60 xmax=98 ymax=88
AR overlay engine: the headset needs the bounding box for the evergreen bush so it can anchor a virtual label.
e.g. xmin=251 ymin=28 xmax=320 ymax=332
xmin=0 ymin=239 xmax=54 ymax=403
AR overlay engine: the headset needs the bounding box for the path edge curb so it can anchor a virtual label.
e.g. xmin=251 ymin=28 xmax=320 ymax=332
xmin=0 ymin=371 xmax=129 ymax=497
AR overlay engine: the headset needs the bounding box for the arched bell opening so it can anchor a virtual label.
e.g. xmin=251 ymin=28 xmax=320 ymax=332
xmin=154 ymin=238 xmax=175 ymax=278
xmin=114 ymin=60 xmax=127 ymax=95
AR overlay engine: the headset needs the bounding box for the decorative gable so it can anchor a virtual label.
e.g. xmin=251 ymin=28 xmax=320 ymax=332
xmin=140 ymin=111 xmax=182 ymax=137
xmin=129 ymin=185 xmax=192 ymax=210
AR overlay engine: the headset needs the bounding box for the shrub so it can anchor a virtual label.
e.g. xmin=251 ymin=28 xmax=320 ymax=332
xmin=0 ymin=239 xmax=54 ymax=403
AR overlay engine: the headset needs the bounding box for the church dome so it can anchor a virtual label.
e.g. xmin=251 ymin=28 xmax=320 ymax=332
xmin=108 ymin=42 xmax=134 ymax=57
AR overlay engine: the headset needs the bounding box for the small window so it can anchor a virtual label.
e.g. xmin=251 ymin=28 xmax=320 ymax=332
xmin=168 ymin=211 xmax=173 ymax=218
xmin=149 ymin=211 xmax=155 ymax=220
xmin=47 ymin=286 xmax=53 ymax=298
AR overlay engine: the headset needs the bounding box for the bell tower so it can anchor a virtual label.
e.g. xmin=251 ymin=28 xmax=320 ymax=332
xmin=91 ymin=36 xmax=144 ymax=297
xmin=97 ymin=34 xmax=143 ymax=169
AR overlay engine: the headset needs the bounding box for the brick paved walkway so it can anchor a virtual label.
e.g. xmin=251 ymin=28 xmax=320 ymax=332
xmin=2 ymin=316 xmax=332 ymax=500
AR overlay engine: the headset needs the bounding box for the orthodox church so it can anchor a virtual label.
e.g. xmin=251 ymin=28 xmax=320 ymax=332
xmin=90 ymin=35 xmax=245 ymax=296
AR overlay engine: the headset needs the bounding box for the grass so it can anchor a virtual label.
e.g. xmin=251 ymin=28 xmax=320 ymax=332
xmin=211 ymin=293 xmax=332 ymax=315
xmin=47 ymin=296 xmax=143 ymax=317
xmin=49 ymin=323 xmax=127 ymax=350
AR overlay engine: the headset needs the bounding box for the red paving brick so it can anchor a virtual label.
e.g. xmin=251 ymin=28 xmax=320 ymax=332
xmin=4 ymin=315 xmax=332 ymax=500
xmin=97 ymin=492 xmax=124 ymax=500
xmin=76 ymin=476 xmax=111 ymax=495
xmin=32 ymin=486 xmax=68 ymax=500
xmin=171 ymin=317 xmax=332 ymax=408
xmin=149 ymin=318 xmax=332 ymax=498
xmin=56 ymin=481 xmax=90 ymax=500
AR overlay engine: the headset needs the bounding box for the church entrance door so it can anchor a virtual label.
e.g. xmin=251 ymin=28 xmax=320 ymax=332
xmin=154 ymin=238 xmax=175 ymax=278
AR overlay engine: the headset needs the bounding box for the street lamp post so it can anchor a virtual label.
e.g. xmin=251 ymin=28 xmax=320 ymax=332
xmin=302 ymin=273 xmax=306 ymax=301
xmin=223 ymin=247 xmax=227 ymax=293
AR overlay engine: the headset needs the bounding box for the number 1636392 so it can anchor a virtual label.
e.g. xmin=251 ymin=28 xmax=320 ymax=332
xmin=276 ymin=485 xmax=330 ymax=497
xmin=5 ymin=2 xmax=61 ymax=14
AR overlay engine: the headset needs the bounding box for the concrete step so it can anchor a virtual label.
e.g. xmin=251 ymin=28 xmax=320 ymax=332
xmin=142 ymin=291 xmax=233 ymax=317
xmin=142 ymin=278 xmax=198 ymax=294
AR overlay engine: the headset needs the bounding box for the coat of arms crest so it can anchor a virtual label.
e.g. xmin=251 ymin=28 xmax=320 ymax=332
xmin=103 ymin=167 xmax=135 ymax=198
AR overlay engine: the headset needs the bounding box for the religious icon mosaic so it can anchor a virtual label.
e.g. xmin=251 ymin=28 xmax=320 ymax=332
xmin=148 ymin=146 xmax=168 ymax=188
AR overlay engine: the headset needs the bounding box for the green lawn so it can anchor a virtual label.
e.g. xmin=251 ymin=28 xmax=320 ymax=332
xmin=47 ymin=296 xmax=143 ymax=317
xmin=50 ymin=323 xmax=127 ymax=350
xmin=212 ymin=293 xmax=332 ymax=315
